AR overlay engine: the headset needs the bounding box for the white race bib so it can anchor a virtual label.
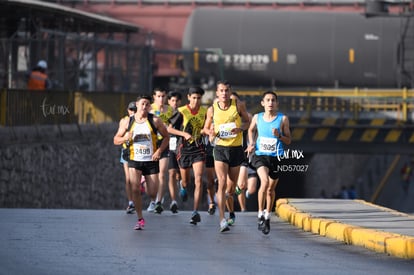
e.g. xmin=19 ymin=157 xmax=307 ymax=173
xmin=218 ymin=122 xmax=237 ymax=139
xmin=169 ymin=136 xmax=177 ymax=151
xmin=258 ymin=137 xmax=277 ymax=153
xmin=134 ymin=144 xmax=151 ymax=158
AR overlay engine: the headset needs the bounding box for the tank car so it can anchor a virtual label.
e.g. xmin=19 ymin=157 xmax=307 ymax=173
xmin=182 ymin=8 xmax=410 ymax=88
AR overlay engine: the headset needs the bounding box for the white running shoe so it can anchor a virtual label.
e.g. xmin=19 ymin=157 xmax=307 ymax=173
xmin=220 ymin=218 xmax=230 ymax=233
xmin=147 ymin=201 xmax=156 ymax=212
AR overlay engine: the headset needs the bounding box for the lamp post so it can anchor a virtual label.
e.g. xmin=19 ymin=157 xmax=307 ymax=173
xmin=364 ymin=0 xmax=414 ymax=88
xmin=145 ymin=31 xmax=155 ymax=94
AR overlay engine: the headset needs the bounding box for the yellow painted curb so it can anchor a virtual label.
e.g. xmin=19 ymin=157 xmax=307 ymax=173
xmin=275 ymin=198 xmax=414 ymax=259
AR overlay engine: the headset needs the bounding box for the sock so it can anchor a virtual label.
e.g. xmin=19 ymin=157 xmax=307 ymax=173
xmin=129 ymin=201 xmax=134 ymax=206
xmin=264 ymin=211 xmax=270 ymax=220
xmin=258 ymin=211 xmax=263 ymax=218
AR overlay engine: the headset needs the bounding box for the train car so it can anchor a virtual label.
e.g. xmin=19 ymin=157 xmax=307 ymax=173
xmin=182 ymin=8 xmax=413 ymax=89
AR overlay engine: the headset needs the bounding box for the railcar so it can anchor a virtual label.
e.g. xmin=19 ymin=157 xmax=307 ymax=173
xmin=182 ymin=8 xmax=413 ymax=88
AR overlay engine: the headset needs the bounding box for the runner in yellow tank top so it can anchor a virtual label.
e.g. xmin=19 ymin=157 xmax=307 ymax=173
xmin=149 ymin=88 xmax=174 ymax=214
xmin=212 ymin=98 xmax=243 ymax=147
xmin=203 ymin=80 xmax=250 ymax=232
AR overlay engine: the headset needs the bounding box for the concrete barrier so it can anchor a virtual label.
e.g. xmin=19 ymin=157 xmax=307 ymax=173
xmin=276 ymin=198 xmax=414 ymax=259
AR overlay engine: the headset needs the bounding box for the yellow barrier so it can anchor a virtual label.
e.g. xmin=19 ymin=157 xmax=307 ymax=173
xmin=1 ymin=88 xmax=413 ymax=126
xmin=0 ymin=89 xmax=138 ymax=126
xmin=237 ymin=88 xmax=414 ymax=121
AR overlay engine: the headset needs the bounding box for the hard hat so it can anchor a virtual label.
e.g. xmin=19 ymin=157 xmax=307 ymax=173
xmin=37 ymin=60 xmax=47 ymax=69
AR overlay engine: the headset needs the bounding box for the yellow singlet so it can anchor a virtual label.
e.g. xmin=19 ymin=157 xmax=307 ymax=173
xmin=178 ymin=105 xmax=207 ymax=142
xmin=213 ymin=99 xmax=243 ymax=147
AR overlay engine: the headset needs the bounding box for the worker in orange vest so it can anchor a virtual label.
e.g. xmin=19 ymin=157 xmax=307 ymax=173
xmin=27 ymin=60 xmax=52 ymax=90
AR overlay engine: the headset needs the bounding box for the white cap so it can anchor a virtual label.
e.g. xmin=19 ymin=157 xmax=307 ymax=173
xmin=37 ymin=60 xmax=47 ymax=69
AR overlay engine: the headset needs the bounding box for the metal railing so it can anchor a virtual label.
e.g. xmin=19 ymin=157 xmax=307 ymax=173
xmin=238 ymin=88 xmax=414 ymax=122
xmin=1 ymin=88 xmax=413 ymax=126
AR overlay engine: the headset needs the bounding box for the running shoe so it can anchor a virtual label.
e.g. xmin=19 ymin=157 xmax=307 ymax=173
xmin=134 ymin=218 xmax=145 ymax=230
xmin=262 ymin=218 xmax=270 ymax=235
xmin=227 ymin=212 xmax=236 ymax=226
xmin=180 ymin=187 xmax=188 ymax=202
xmin=154 ymin=201 xmax=164 ymax=214
xmin=147 ymin=201 xmax=156 ymax=212
xmin=170 ymin=201 xmax=178 ymax=213
xmin=126 ymin=204 xmax=135 ymax=214
xmin=207 ymin=204 xmax=216 ymax=215
xmin=258 ymin=215 xmax=265 ymax=231
xmin=220 ymin=218 xmax=230 ymax=233
xmin=190 ymin=211 xmax=201 ymax=225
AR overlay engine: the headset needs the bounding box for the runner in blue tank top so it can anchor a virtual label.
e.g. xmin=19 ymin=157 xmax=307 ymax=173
xmin=246 ymin=91 xmax=292 ymax=235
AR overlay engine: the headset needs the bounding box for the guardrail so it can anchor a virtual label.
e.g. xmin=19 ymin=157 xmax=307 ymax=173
xmin=1 ymin=88 xmax=413 ymax=126
xmin=237 ymin=88 xmax=414 ymax=122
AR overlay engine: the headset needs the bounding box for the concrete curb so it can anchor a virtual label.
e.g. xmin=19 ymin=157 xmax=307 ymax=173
xmin=275 ymin=198 xmax=414 ymax=259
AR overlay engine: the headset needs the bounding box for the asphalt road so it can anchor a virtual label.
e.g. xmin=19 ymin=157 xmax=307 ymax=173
xmin=1 ymin=208 xmax=413 ymax=275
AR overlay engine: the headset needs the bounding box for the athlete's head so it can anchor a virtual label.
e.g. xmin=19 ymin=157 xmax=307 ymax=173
xmin=188 ymin=86 xmax=205 ymax=96
xmin=167 ymin=91 xmax=182 ymax=110
xmin=152 ymin=88 xmax=167 ymax=106
xmin=187 ymin=87 xmax=204 ymax=108
xmin=136 ymin=94 xmax=152 ymax=112
xmin=261 ymin=91 xmax=278 ymax=111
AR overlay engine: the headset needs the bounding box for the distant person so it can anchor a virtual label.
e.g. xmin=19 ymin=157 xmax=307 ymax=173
xmin=113 ymin=95 xmax=169 ymax=230
xmin=149 ymin=88 xmax=174 ymax=214
xmin=118 ymin=101 xmax=137 ymax=214
xmin=166 ymin=91 xmax=183 ymax=213
xmin=400 ymin=161 xmax=413 ymax=193
xmin=246 ymin=91 xmax=291 ymax=235
xmin=203 ymin=130 xmax=217 ymax=215
xmin=347 ymin=185 xmax=357 ymax=200
xmin=230 ymin=92 xmax=258 ymax=213
xmin=339 ymin=185 xmax=349 ymax=199
xmin=27 ymin=60 xmax=52 ymax=90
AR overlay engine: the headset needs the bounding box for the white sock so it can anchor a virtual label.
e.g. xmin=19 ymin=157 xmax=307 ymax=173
xmin=129 ymin=201 xmax=134 ymax=206
xmin=264 ymin=211 xmax=270 ymax=220
xmin=258 ymin=211 xmax=263 ymax=218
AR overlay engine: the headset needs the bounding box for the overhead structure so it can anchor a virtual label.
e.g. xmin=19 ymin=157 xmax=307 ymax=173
xmin=0 ymin=0 xmax=150 ymax=92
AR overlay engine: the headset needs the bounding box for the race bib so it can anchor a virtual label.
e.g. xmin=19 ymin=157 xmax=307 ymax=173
xmin=169 ymin=136 xmax=177 ymax=151
xmin=134 ymin=144 xmax=152 ymax=160
xmin=218 ymin=122 xmax=237 ymax=139
xmin=258 ymin=137 xmax=277 ymax=153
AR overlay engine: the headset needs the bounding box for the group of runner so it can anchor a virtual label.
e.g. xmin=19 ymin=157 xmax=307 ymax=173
xmin=113 ymin=81 xmax=291 ymax=234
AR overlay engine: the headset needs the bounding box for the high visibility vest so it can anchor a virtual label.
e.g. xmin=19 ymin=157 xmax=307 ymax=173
xmin=27 ymin=71 xmax=47 ymax=90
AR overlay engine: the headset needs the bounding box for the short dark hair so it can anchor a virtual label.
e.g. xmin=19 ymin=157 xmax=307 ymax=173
xmin=216 ymin=80 xmax=230 ymax=87
xmin=152 ymin=87 xmax=166 ymax=95
xmin=167 ymin=91 xmax=182 ymax=100
xmin=136 ymin=94 xmax=152 ymax=101
xmin=262 ymin=90 xmax=278 ymax=101
xmin=188 ymin=86 xmax=205 ymax=96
